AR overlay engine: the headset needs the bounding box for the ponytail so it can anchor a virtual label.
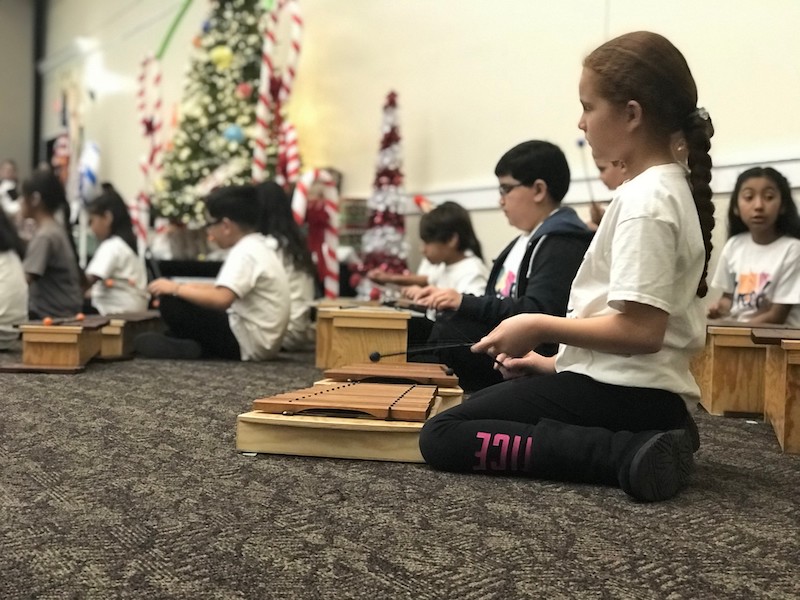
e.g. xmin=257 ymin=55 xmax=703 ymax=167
xmin=683 ymin=110 xmax=715 ymax=298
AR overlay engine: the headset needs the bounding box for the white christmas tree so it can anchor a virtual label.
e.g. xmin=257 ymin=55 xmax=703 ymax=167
xmin=355 ymin=91 xmax=409 ymax=300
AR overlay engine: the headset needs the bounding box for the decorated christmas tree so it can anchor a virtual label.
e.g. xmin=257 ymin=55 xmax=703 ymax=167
xmin=355 ymin=91 xmax=410 ymax=300
xmin=153 ymin=0 xmax=268 ymax=224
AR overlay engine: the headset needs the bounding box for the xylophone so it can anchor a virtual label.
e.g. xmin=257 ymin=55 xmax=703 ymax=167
xmin=0 ymin=310 xmax=162 ymax=373
xmin=252 ymin=382 xmax=437 ymax=422
xmin=236 ymin=362 xmax=463 ymax=462
xmin=0 ymin=315 xmax=110 ymax=373
xmin=99 ymin=309 xmax=163 ymax=359
xmin=315 ymin=305 xmax=411 ymax=369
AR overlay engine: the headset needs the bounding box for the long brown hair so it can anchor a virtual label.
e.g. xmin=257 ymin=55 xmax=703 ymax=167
xmin=584 ymin=31 xmax=715 ymax=297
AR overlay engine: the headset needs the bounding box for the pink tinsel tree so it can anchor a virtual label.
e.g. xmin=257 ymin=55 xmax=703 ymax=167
xmin=355 ymin=91 xmax=410 ymax=300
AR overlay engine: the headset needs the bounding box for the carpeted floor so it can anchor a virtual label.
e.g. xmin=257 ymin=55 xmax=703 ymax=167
xmin=1 ymin=345 xmax=799 ymax=599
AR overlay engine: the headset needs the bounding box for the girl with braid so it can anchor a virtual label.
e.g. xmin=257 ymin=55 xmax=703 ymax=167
xmin=420 ymin=31 xmax=715 ymax=502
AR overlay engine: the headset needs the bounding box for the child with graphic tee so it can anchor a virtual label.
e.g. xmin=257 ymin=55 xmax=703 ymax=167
xmin=708 ymin=167 xmax=800 ymax=326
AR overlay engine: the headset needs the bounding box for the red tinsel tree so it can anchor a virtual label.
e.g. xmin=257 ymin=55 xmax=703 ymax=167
xmin=355 ymin=91 xmax=410 ymax=300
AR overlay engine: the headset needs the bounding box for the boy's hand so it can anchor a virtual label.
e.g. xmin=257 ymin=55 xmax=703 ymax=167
xmin=148 ymin=278 xmax=180 ymax=297
xmin=417 ymin=288 xmax=462 ymax=311
xmin=472 ymin=313 xmax=544 ymax=358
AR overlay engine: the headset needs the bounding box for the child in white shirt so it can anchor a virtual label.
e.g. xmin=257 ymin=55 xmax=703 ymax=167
xmin=137 ymin=185 xmax=289 ymax=361
xmin=85 ymin=184 xmax=148 ymax=315
xmin=708 ymin=167 xmax=800 ymax=326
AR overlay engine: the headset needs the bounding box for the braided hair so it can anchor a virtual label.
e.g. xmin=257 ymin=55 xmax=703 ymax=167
xmin=584 ymin=31 xmax=715 ymax=297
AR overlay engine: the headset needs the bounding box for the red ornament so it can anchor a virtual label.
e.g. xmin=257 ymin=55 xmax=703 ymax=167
xmin=349 ymin=272 xmax=362 ymax=288
xmin=369 ymin=287 xmax=381 ymax=301
xmin=235 ymin=82 xmax=253 ymax=100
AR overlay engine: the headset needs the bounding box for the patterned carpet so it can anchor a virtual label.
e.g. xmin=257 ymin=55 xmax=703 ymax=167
xmin=0 ymin=346 xmax=799 ymax=599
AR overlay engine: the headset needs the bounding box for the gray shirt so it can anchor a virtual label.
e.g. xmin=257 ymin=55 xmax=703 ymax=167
xmin=23 ymin=221 xmax=83 ymax=318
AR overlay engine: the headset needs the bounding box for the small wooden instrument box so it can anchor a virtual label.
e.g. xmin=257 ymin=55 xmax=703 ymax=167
xmin=100 ymin=310 xmax=163 ymax=359
xmin=691 ymin=325 xmax=769 ymax=416
xmin=752 ymin=328 xmax=800 ymax=454
xmin=236 ymin=362 xmax=463 ymax=463
xmin=315 ymin=305 xmax=411 ymax=369
xmin=19 ymin=316 xmax=109 ymax=372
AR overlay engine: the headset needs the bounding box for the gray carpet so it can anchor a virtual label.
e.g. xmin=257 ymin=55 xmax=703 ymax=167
xmin=1 ymin=346 xmax=799 ymax=600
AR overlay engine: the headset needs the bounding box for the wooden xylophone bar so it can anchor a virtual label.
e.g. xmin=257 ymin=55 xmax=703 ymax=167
xmin=323 ymin=362 xmax=458 ymax=387
xmin=252 ymin=382 xmax=437 ymax=422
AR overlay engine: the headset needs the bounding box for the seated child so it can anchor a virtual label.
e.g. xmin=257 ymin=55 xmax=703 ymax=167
xmin=20 ymin=169 xmax=84 ymax=319
xmin=0 ymin=208 xmax=27 ymax=349
xmin=85 ymin=184 xmax=148 ymax=315
xmin=403 ymin=201 xmax=489 ymax=300
xmin=256 ymin=181 xmax=317 ymax=351
xmin=707 ymin=166 xmax=800 ymax=326
xmin=586 ymin=158 xmax=627 ymax=232
xmin=411 ymin=141 xmax=593 ymax=391
xmin=135 ymin=185 xmax=290 ymax=360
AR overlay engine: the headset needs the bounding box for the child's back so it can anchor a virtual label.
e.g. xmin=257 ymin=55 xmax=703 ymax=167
xmin=216 ymin=232 xmax=290 ymax=361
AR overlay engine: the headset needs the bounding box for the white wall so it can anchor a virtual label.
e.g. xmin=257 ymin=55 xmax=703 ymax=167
xmin=0 ymin=0 xmax=35 ymax=175
xmin=37 ymin=0 xmax=800 ymax=268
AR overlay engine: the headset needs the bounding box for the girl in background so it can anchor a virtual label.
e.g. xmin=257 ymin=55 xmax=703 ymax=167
xmin=586 ymin=158 xmax=627 ymax=231
xmin=256 ymin=181 xmax=317 ymax=351
xmin=707 ymin=167 xmax=800 ymax=326
xmin=404 ymin=201 xmax=489 ymax=300
xmin=20 ymin=168 xmax=83 ymax=319
xmin=0 ymin=208 xmax=27 ymax=349
xmin=421 ymin=31 xmax=715 ymax=502
xmin=85 ymin=184 xmax=148 ymax=315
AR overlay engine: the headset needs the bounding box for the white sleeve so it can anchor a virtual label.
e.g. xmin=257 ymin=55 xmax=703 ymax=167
xmin=86 ymin=239 xmax=118 ymax=280
xmin=770 ymin=240 xmax=800 ymax=304
xmin=215 ymin=246 xmax=257 ymax=299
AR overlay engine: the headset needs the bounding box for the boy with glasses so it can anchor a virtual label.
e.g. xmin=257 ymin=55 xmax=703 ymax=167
xmin=413 ymin=140 xmax=592 ymax=391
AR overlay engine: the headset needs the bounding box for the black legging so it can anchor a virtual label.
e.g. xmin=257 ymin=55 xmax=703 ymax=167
xmin=158 ymin=295 xmax=240 ymax=360
xmin=419 ymin=371 xmax=691 ymax=474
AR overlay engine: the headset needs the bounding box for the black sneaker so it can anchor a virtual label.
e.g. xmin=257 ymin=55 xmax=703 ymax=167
xmin=624 ymin=430 xmax=694 ymax=502
xmin=683 ymin=412 xmax=701 ymax=452
xmin=134 ymin=332 xmax=202 ymax=359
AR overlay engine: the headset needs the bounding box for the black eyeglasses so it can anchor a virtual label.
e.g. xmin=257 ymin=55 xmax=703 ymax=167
xmin=498 ymin=182 xmax=527 ymax=196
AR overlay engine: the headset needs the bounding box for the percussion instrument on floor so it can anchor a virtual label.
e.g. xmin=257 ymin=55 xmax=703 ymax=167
xmin=0 ymin=315 xmax=110 ymax=373
xmin=236 ymin=361 xmax=463 ymax=462
xmin=691 ymin=324 xmax=771 ymax=416
xmin=315 ymin=305 xmax=411 ymax=369
xmin=99 ymin=310 xmax=163 ymax=359
xmin=751 ymin=327 xmax=800 ymax=454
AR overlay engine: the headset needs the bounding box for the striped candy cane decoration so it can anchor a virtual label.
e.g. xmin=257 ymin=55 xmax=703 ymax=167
xmin=252 ymin=0 xmax=303 ymax=183
xmin=134 ymin=54 xmax=164 ymax=251
xmin=291 ymin=169 xmax=339 ymax=298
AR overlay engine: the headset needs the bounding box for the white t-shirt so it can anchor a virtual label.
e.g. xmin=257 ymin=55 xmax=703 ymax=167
xmin=275 ymin=248 xmax=316 ymax=351
xmin=215 ymin=233 xmax=290 ymax=361
xmin=494 ymin=231 xmax=534 ymax=298
xmin=710 ymin=233 xmax=800 ymax=327
xmin=425 ymin=253 xmax=489 ymax=296
xmin=417 ymin=257 xmax=436 ymax=280
xmin=556 ymin=163 xmax=707 ymax=398
xmin=0 ymin=250 xmax=27 ymax=347
xmin=86 ymin=236 xmax=148 ymax=315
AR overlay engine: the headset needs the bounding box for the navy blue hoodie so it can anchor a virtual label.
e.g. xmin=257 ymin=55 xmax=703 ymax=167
xmin=458 ymin=205 xmax=593 ymax=326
